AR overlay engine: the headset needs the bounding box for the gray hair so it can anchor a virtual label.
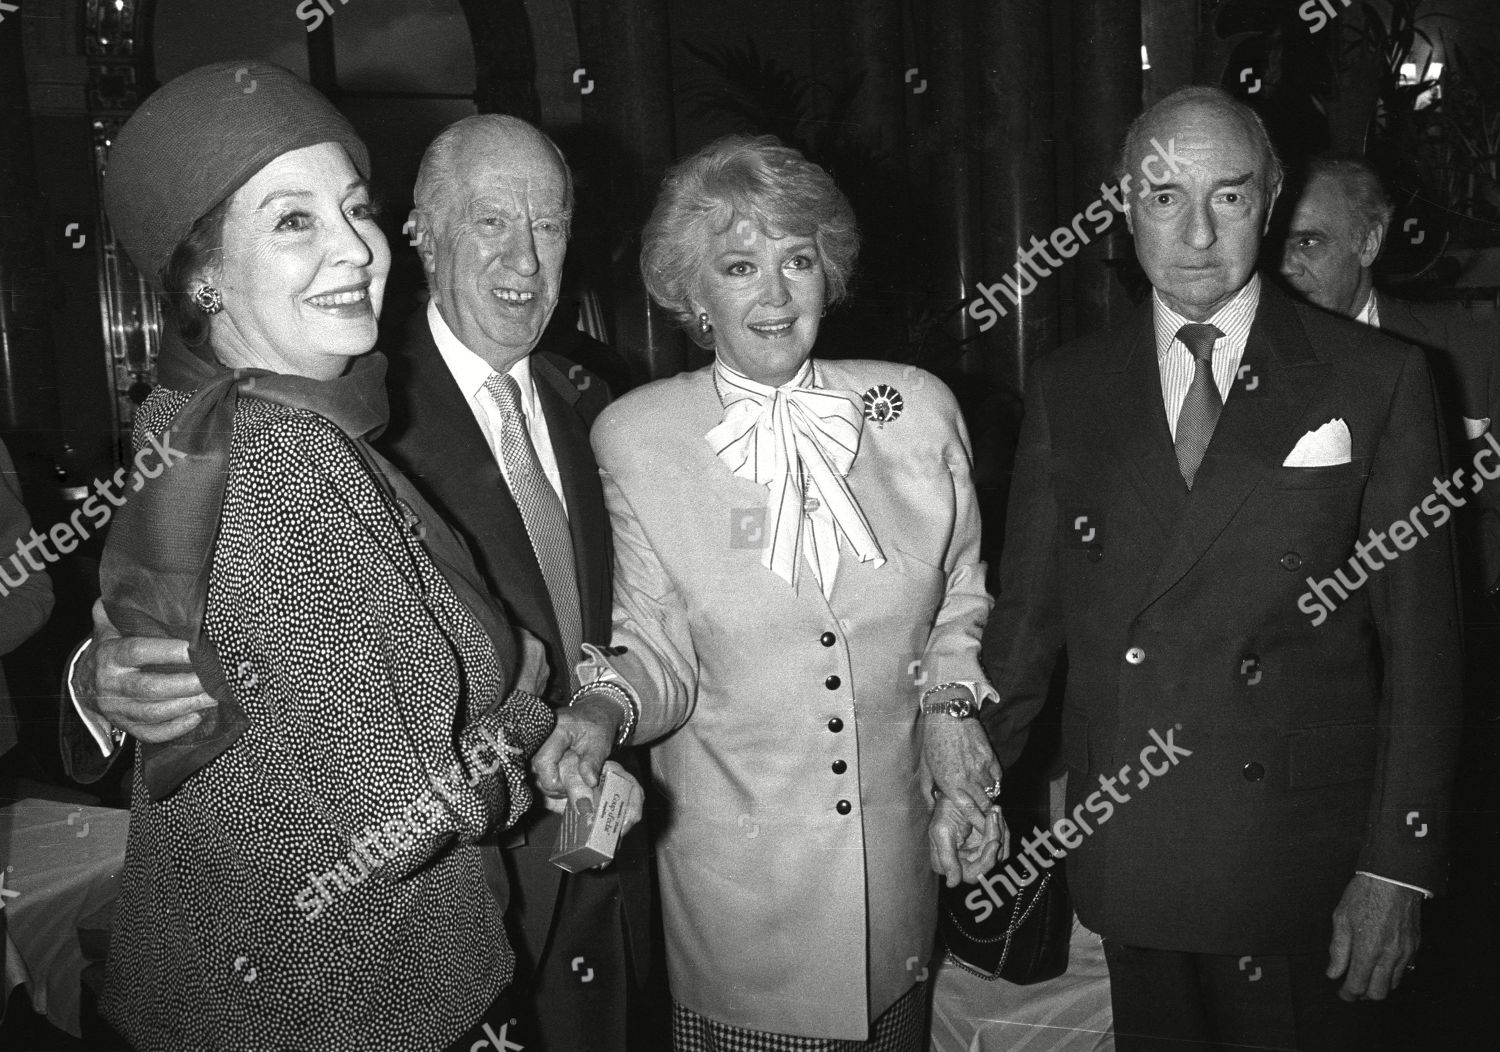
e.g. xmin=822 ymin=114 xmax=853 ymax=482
xmin=1117 ymin=85 xmax=1283 ymax=197
xmin=640 ymin=135 xmax=859 ymax=346
xmin=1304 ymin=154 xmax=1394 ymax=237
xmin=413 ymin=114 xmax=575 ymax=225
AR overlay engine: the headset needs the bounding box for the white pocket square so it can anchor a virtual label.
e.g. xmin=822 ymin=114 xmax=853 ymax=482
xmin=1464 ymin=416 xmax=1490 ymax=440
xmin=1282 ymin=418 xmax=1351 ymax=467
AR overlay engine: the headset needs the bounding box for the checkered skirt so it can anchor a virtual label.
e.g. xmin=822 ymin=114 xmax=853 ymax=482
xmin=671 ymin=983 xmax=926 ymax=1052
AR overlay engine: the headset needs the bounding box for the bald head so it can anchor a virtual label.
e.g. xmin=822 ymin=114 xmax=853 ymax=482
xmin=414 ymin=114 xmax=574 ymax=220
xmin=1119 ymin=86 xmax=1283 ymax=201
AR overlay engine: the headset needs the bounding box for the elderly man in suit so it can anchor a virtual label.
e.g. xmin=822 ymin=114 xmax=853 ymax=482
xmin=61 ymin=115 xmax=655 ymax=1052
xmin=980 ymin=86 xmax=1461 ymax=1051
xmin=1279 ymin=153 xmax=1500 ymax=596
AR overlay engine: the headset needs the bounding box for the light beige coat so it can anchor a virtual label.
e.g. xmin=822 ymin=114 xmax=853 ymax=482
xmin=582 ymin=360 xmax=992 ymax=1040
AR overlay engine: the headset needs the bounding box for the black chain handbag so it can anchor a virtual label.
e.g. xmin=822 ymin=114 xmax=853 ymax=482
xmin=939 ymin=856 xmax=1072 ymax=985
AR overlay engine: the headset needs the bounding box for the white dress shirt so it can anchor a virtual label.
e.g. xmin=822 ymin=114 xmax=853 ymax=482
xmin=427 ymin=300 xmax=569 ymax=513
xmin=1154 ymin=274 xmax=1261 ymax=437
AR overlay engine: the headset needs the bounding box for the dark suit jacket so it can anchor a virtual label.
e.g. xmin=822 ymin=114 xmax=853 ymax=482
xmin=981 ymin=280 xmax=1462 ymax=956
xmin=1379 ymin=295 xmax=1500 ymax=595
xmin=2 ymin=438 xmax=54 ymax=755
xmin=380 ymin=313 xmax=653 ymax=982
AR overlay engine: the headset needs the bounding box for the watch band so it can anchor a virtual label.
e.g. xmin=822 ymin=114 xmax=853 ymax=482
xmin=919 ymin=681 xmax=975 ymax=717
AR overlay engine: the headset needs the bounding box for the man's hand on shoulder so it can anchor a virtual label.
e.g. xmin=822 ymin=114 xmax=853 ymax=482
xmin=1326 ymin=872 xmax=1422 ymax=1001
xmin=77 ymin=599 xmax=216 ymax=743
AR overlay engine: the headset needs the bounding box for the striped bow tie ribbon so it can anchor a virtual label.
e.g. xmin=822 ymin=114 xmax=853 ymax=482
xmin=706 ymin=358 xmax=885 ymax=599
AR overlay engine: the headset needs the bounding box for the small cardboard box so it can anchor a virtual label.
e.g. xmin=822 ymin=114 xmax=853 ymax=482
xmin=549 ymin=765 xmax=630 ymax=873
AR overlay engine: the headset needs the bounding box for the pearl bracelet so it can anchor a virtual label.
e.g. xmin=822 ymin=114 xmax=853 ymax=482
xmin=570 ymin=679 xmax=638 ymax=746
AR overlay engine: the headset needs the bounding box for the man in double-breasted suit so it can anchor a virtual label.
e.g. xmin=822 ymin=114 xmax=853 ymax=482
xmin=981 ymin=86 xmax=1461 ymax=1051
xmin=63 ymin=115 xmax=656 ymax=1051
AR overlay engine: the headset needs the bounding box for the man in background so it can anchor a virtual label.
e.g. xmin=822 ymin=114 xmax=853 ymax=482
xmin=1279 ymin=153 xmax=1500 ymax=596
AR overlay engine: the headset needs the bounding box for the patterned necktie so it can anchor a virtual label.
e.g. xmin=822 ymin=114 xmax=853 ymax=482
xmin=1173 ymin=323 xmax=1225 ymax=489
xmin=484 ymin=372 xmax=583 ymax=690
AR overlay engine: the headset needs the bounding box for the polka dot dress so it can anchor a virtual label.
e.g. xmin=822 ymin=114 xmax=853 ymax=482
xmin=101 ymin=390 xmax=553 ymax=1051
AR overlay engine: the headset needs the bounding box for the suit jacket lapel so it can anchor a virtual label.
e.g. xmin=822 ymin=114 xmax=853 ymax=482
xmin=1093 ymin=306 xmax=1188 ymax=534
xmin=381 ymin=318 xmax=564 ymax=666
xmin=1139 ymin=282 xmax=1329 ymax=611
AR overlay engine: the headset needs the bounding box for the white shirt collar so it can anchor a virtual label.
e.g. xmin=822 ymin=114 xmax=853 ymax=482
xmin=1152 ymin=273 xmax=1261 ymax=360
xmin=426 ymin=299 xmax=541 ymax=421
xmin=1355 ymin=288 xmax=1380 ymax=328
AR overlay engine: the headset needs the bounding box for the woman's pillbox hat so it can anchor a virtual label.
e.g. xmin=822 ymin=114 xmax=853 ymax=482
xmin=102 ymin=60 xmax=370 ymax=290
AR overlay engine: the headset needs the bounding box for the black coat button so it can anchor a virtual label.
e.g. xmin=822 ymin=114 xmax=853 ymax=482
xmin=1242 ymin=762 xmax=1265 ymax=782
xmin=832 ymin=759 xmax=847 ymax=774
xmin=1280 ymin=552 xmax=1302 ymax=571
xmin=820 ymin=632 xmax=836 ymax=647
xmin=828 ymin=717 xmax=843 ymax=733
xmin=825 ymin=675 xmax=841 ymax=690
xmin=836 ymin=799 xmax=852 ymax=814
xmin=1086 ymin=543 xmax=1104 ymax=563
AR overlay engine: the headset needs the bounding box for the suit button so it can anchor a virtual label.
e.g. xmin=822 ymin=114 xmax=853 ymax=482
xmin=1086 ymin=543 xmax=1104 ymax=563
xmin=1280 ymin=552 xmax=1302 ymax=571
xmin=825 ymin=675 xmax=841 ymax=690
xmin=804 ymin=496 xmax=821 ymax=513
xmin=820 ymin=631 xmax=836 ymax=647
xmin=1242 ymin=762 xmax=1265 ymax=782
xmin=836 ymin=799 xmax=852 ymax=814
xmin=832 ymin=759 xmax=847 ymax=774
xmin=828 ymin=717 xmax=843 ymax=733
xmin=1125 ymin=647 xmax=1146 ymax=665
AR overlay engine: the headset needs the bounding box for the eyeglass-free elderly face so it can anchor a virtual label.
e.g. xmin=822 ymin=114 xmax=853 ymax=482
xmin=690 ymin=221 xmax=828 ymax=387
xmin=1125 ymin=101 xmax=1282 ymax=322
xmin=1279 ymin=172 xmax=1383 ymax=318
xmin=199 ymin=141 xmax=390 ymax=380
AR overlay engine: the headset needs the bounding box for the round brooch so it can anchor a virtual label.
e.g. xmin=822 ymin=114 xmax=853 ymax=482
xmin=861 ymin=384 xmax=904 ymax=426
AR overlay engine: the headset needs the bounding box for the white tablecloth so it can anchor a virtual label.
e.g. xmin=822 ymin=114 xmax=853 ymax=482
xmin=1 ymin=798 xmax=129 ymax=1037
